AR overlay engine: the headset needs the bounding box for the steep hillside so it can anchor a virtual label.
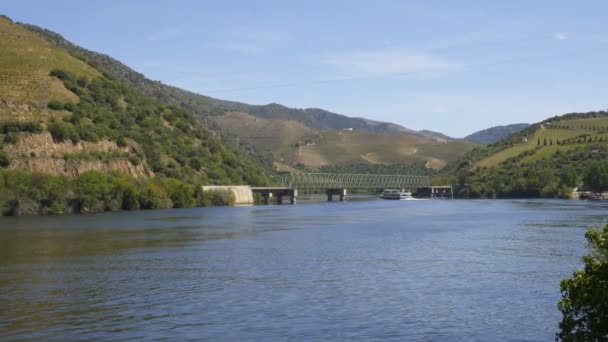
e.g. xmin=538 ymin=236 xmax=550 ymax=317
xmin=0 ymin=16 xmax=268 ymax=215
xmin=443 ymin=111 xmax=608 ymax=198
xmin=0 ymin=16 xmax=101 ymax=121
xmin=210 ymin=112 xmax=475 ymax=169
xmin=418 ymin=129 xmax=453 ymax=142
xmin=464 ymin=123 xmax=529 ymax=144
xmin=22 ymin=21 xmax=416 ymax=136
xmin=18 ymin=19 xmax=475 ymax=171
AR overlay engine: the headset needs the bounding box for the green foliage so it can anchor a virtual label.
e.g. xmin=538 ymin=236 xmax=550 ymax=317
xmin=557 ymin=225 xmax=608 ymax=341
xmin=583 ymin=160 xmax=608 ymax=194
xmin=163 ymin=179 xmax=195 ymax=208
xmin=45 ymin=68 xmax=268 ymax=186
xmin=0 ymin=150 xmax=9 ymax=167
xmin=138 ymin=182 xmax=166 ymax=209
xmin=0 ymin=168 xmax=246 ymax=216
xmin=0 ymin=120 xmax=42 ymax=134
xmin=47 ymin=100 xmax=64 ymax=110
xmin=48 ymin=120 xmax=77 ymax=142
xmin=450 ymin=143 xmax=608 ymax=199
xmin=560 ymin=167 xmax=579 ymax=188
xmin=200 ymin=189 xmax=236 ymax=207
xmin=74 ymin=170 xmax=110 ymax=212
xmin=317 ymin=162 xmax=431 ymax=176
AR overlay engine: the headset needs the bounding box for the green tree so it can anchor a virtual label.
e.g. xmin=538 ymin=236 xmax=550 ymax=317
xmin=48 ymin=120 xmax=77 ymax=142
xmin=560 ymin=167 xmax=579 ymax=188
xmin=557 ymin=225 xmax=608 ymax=340
xmin=583 ymin=160 xmax=608 ymax=194
xmin=138 ymin=183 xmax=166 ymax=209
xmin=47 ymin=100 xmax=64 ymax=110
xmin=0 ymin=150 xmax=10 ymax=167
xmin=74 ymin=171 xmax=110 ymax=212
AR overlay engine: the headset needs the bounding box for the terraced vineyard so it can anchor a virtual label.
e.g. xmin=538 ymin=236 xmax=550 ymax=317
xmin=446 ymin=111 xmax=608 ymax=198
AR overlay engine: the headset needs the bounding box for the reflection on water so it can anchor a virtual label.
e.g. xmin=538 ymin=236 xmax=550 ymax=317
xmin=1 ymin=199 xmax=607 ymax=340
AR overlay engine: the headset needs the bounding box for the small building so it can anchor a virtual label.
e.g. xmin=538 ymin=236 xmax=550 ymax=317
xmin=521 ymin=137 xmax=528 ymax=143
xmin=416 ymin=186 xmax=453 ymax=199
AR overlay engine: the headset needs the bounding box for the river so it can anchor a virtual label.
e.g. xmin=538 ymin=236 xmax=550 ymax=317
xmin=1 ymin=198 xmax=607 ymax=340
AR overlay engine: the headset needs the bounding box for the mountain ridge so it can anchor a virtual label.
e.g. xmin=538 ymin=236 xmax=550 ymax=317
xmin=18 ymin=18 xmax=479 ymax=170
xmin=464 ymin=123 xmax=530 ymax=144
xmin=22 ymin=21 xmax=420 ymax=136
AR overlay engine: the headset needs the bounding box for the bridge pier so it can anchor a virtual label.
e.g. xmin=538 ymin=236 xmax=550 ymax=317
xmin=252 ymin=187 xmax=297 ymax=205
xmin=326 ymin=188 xmax=347 ymax=201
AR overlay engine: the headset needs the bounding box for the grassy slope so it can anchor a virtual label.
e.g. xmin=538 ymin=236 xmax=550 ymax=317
xmin=0 ymin=17 xmax=100 ymax=120
xmin=475 ymin=119 xmax=608 ymax=168
xmin=296 ymin=129 xmax=474 ymax=168
xmin=21 ymin=19 xmax=475 ymax=173
xmin=0 ymin=16 xmax=269 ymax=186
xmin=211 ymin=111 xmax=475 ymax=169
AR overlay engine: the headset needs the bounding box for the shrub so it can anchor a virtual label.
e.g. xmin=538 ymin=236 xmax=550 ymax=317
xmin=74 ymin=171 xmax=110 ymax=212
xmin=63 ymin=102 xmax=75 ymax=112
xmin=48 ymin=121 xmax=76 ymax=142
xmin=201 ymin=189 xmax=235 ymax=206
xmin=138 ymin=183 xmax=166 ymax=209
xmin=0 ymin=151 xmax=10 ymax=167
xmin=47 ymin=100 xmax=64 ymax=110
xmin=3 ymin=132 xmax=18 ymax=144
xmin=558 ymin=225 xmax=608 ymax=340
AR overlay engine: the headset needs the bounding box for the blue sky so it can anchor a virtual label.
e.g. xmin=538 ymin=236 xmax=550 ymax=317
xmin=2 ymin=0 xmax=608 ymax=136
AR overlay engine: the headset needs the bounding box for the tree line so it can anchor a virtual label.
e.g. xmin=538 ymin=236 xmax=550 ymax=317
xmin=0 ymin=169 xmax=235 ymax=216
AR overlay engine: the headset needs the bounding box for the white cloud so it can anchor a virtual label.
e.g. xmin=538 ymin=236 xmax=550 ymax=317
xmin=322 ymin=49 xmax=459 ymax=77
xmin=218 ymin=28 xmax=290 ymax=55
xmin=554 ymin=32 xmax=567 ymax=41
xmin=146 ymin=25 xmax=186 ymax=42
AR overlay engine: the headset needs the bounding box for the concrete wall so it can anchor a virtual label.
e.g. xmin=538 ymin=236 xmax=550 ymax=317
xmin=201 ymin=185 xmax=254 ymax=205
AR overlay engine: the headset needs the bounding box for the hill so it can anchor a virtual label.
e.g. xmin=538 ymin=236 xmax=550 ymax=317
xmin=441 ymin=111 xmax=608 ymax=198
xmin=0 ymin=16 xmax=267 ymax=215
xmin=21 ymin=21 xmax=416 ymax=135
xmin=210 ymin=112 xmax=475 ymax=170
xmin=464 ymin=123 xmax=529 ymax=144
xmin=22 ymin=20 xmax=476 ymax=170
xmin=418 ymin=129 xmax=454 ymax=142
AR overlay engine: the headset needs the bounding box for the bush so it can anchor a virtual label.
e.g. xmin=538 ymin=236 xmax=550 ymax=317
xmin=201 ymin=189 xmax=235 ymax=206
xmin=558 ymin=225 xmax=608 ymax=340
xmin=63 ymin=102 xmax=75 ymax=112
xmin=0 ymin=151 xmax=10 ymax=167
xmin=3 ymin=132 xmax=18 ymax=144
xmin=138 ymin=183 xmax=166 ymax=209
xmin=74 ymin=171 xmax=110 ymax=212
xmin=47 ymin=100 xmax=64 ymax=110
xmin=48 ymin=121 xmax=77 ymax=142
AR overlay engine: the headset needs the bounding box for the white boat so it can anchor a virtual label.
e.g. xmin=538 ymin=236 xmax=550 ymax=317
xmin=380 ymin=189 xmax=413 ymax=200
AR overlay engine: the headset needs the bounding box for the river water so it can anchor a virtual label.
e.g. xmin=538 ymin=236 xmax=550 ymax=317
xmin=0 ymin=198 xmax=607 ymax=341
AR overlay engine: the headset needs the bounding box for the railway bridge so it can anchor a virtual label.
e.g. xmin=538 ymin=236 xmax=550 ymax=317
xmin=250 ymin=173 xmax=432 ymax=204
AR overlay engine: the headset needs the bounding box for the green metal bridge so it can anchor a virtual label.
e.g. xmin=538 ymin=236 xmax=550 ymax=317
xmin=280 ymin=173 xmax=430 ymax=190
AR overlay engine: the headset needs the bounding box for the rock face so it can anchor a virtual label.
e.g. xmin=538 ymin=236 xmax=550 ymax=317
xmin=3 ymin=132 xmax=152 ymax=177
xmin=5 ymin=132 xmax=122 ymax=157
xmin=9 ymin=158 xmax=149 ymax=177
xmin=0 ymin=99 xmax=33 ymax=119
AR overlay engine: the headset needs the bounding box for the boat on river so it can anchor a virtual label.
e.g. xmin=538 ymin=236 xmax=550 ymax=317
xmin=380 ymin=189 xmax=413 ymax=200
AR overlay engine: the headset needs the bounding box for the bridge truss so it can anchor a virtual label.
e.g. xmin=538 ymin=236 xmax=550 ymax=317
xmin=281 ymin=173 xmax=430 ymax=190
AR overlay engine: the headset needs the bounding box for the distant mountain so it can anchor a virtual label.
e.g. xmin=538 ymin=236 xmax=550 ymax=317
xmin=20 ymin=21 xmax=480 ymax=170
xmin=23 ymin=22 xmax=415 ymax=136
xmin=418 ymin=130 xmax=453 ymax=141
xmin=464 ymin=123 xmax=530 ymax=144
